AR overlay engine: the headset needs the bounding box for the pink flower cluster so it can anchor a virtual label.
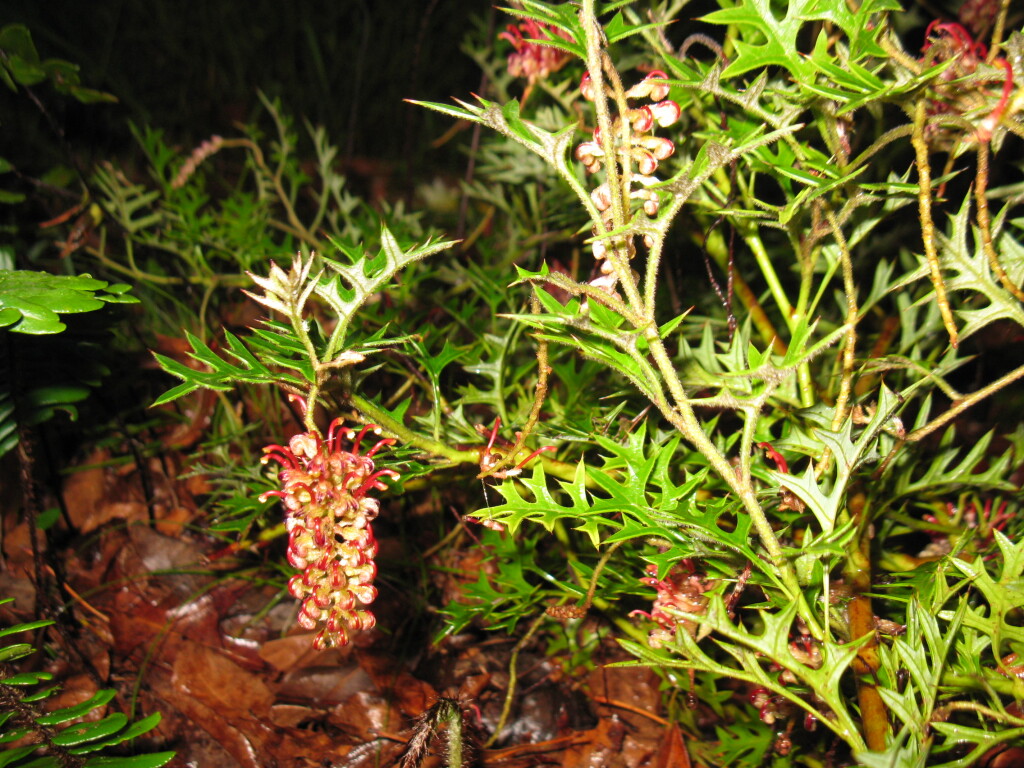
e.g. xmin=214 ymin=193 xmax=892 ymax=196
xmin=260 ymin=419 xmax=397 ymax=650
xmin=499 ymin=19 xmax=574 ymax=84
xmin=632 ymin=561 xmax=709 ymax=649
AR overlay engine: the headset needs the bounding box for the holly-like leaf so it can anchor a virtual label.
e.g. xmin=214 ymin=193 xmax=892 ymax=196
xmin=702 ymin=0 xmax=819 ymax=80
xmin=316 ymin=227 xmax=456 ymax=356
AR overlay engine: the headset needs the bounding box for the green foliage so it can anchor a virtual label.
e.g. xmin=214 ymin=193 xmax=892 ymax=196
xmin=0 ymin=272 xmax=136 ymax=336
xmin=0 ymin=269 xmax=136 ymax=457
xmin=0 ymin=24 xmax=116 ymax=105
xmin=0 ymin=600 xmax=173 ymax=768
xmin=30 ymin=0 xmax=1024 ymax=764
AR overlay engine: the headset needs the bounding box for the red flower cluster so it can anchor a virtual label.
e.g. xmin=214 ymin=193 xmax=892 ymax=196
xmin=632 ymin=561 xmax=710 ymax=649
xmin=499 ymin=19 xmax=573 ymax=84
xmin=260 ymin=418 xmax=397 ymax=650
xmin=920 ymin=20 xmax=1013 ymax=144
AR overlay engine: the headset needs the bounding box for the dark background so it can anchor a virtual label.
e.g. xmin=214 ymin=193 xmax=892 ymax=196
xmin=0 ymin=1 xmax=485 ymax=177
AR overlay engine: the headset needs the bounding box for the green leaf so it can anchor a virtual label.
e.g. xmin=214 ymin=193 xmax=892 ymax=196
xmin=0 ymin=746 xmax=40 ymax=768
xmin=84 ymin=754 xmax=176 ymax=768
xmin=0 ymin=669 xmax=53 ymax=684
xmin=499 ymin=1 xmax=586 ymax=59
xmin=603 ymin=11 xmax=666 ymax=45
xmin=152 ymin=327 xmax=305 ymax=405
xmin=911 ymin=198 xmax=1024 ymax=341
xmin=317 ymin=227 xmax=456 ymax=356
xmin=0 ymin=271 xmax=135 ymax=335
xmin=0 ymin=619 xmax=54 ymax=640
xmin=0 ymin=189 xmax=26 ymax=204
xmin=702 ymin=0 xmax=818 ymax=80
xmin=36 ymin=690 xmax=116 ymax=726
xmin=52 ymin=714 xmax=128 ymax=748
xmin=0 ymin=25 xmax=41 ymax=66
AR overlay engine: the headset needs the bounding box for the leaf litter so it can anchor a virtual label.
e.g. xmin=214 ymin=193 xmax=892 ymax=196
xmin=1 ymin=448 xmax=691 ymax=768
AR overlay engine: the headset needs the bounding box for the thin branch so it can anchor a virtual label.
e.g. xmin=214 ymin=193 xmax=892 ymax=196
xmin=911 ymin=101 xmax=959 ymax=349
xmin=975 ymin=142 xmax=1024 ymax=302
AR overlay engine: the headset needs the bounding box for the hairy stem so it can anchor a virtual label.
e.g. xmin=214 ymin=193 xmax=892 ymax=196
xmin=975 ymin=142 xmax=1024 ymax=302
xmin=911 ymin=100 xmax=959 ymax=349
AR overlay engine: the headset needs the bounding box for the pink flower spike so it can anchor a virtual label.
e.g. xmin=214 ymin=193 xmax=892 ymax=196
xmin=650 ymin=100 xmax=681 ymax=127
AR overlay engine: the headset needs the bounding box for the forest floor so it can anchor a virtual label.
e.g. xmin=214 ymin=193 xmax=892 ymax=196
xmin=1 ymin=444 xmax=693 ymax=768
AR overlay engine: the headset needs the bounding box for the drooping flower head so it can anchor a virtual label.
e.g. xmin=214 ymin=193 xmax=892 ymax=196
xmin=260 ymin=411 xmax=398 ymax=650
xmin=499 ymin=19 xmax=573 ymax=84
xmin=631 ymin=561 xmax=710 ymax=649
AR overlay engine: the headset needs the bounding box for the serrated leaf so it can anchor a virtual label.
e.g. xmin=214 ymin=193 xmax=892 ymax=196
xmin=702 ymin=0 xmax=818 ymax=79
xmin=896 ymin=195 xmax=1024 ymax=341
xmin=316 ymin=227 xmax=456 ymax=356
xmin=152 ymin=326 xmax=309 ymax=405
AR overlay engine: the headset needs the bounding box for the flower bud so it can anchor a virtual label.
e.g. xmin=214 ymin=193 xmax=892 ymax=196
xmin=575 ymin=141 xmax=603 ymax=163
xmin=626 ymin=106 xmax=654 ymax=132
xmin=580 ymin=72 xmax=596 ymax=101
xmin=640 ymin=135 xmax=675 ymax=160
xmin=591 ymin=184 xmax=612 ymax=211
xmin=633 ymin=148 xmax=659 ymax=175
xmin=650 ymin=100 xmax=681 ymax=127
xmin=625 ymin=70 xmax=671 ymax=101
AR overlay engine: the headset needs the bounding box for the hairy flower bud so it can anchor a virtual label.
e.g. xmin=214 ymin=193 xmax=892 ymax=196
xmin=639 ymin=135 xmax=675 ymax=160
xmin=625 ymin=70 xmax=671 ymax=101
xmin=591 ymin=183 xmax=613 ymax=212
xmin=626 ymin=106 xmax=654 ymax=132
xmin=649 ymin=100 xmax=681 ymax=127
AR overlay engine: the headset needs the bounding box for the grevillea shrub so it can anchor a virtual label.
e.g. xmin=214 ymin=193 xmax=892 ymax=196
xmin=143 ymin=0 xmax=1024 ymax=764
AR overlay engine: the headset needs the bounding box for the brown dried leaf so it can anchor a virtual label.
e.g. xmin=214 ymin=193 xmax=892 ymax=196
xmin=654 ymin=724 xmax=692 ymax=768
